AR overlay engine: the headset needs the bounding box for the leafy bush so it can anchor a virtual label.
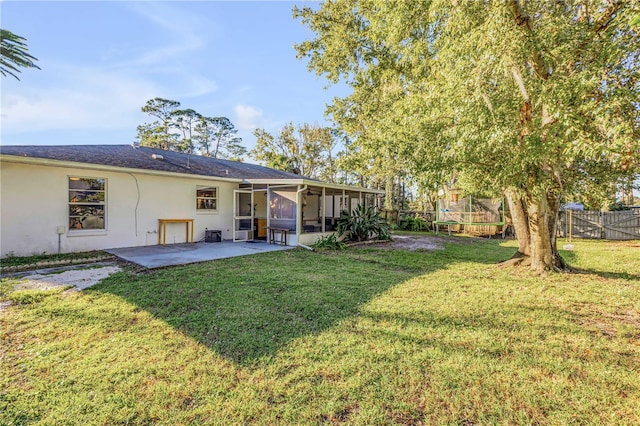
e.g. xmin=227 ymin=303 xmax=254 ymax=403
xmin=336 ymin=204 xmax=391 ymax=242
xmin=312 ymin=234 xmax=346 ymax=250
xmin=399 ymin=215 xmax=430 ymax=232
xmin=608 ymin=201 xmax=631 ymax=211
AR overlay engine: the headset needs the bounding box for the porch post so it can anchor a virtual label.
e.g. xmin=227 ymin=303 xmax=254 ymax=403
xmin=322 ymin=186 xmax=326 ymax=232
xmin=297 ymin=184 xmax=302 ymax=240
xmin=266 ymin=186 xmax=271 ymax=231
xmin=342 ymin=189 xmax=346 ymax=213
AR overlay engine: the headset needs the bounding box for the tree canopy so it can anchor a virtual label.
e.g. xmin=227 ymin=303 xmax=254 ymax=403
xmin=251 ymin=122 xmax=339 ymax=182
xmin=136 ymin=98 xmax=247 ymax=160
xmin=0 ymin=29 xmax=40 ymax=80
xmin=195 ymin=116 xmax=245 ymax=160
xmin=295 ymin=0 xmax=640 ymax=273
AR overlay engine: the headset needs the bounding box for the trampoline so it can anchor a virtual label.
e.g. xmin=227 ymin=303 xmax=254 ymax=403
xmin=435 ymin=196 xmax=505 ymax=236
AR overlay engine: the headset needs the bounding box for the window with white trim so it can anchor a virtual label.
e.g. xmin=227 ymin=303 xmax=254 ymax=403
xmin=196 ymin=186 xmax=218 ymax=210
xmin=69 ymin=177 xmax=106 ymax=230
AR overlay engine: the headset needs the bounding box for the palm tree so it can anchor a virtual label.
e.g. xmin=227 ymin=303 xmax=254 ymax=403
xmin=1 ymin=29 xmax=40 ymax=80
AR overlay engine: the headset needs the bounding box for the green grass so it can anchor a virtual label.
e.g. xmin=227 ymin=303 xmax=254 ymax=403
xmin=1 ymin=237 xmax=638 ymax=425
xmin=0 ymin=250 xmax=109 ymax=269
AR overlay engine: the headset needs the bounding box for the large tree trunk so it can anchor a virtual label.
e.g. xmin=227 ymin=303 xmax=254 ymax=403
xmin=502 ymin=189 xmax=569 ymax=273
xmin=505 ymin=189 xmax=530 ymax=257
xmin=384 ymin=175 xmax=394 ymax=210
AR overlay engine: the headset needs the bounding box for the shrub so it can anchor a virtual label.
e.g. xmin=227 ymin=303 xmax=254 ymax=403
xmin=399 ymin=215 xmax=430 ymax=232
xmin=336 ymin=204 xmax=391 ymax=242
xmin=608 ymin=201 xmax=631 ymax=211
xmin=312 ymin=234 xmax=346 ymax=250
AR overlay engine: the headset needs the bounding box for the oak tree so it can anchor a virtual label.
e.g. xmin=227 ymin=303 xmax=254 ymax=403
xmin=295 ymin=0 xmax=640 ymax=273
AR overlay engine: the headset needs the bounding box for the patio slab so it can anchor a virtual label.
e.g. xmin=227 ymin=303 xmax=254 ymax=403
xmin=106 ymin=240 xmax=294 ymax=269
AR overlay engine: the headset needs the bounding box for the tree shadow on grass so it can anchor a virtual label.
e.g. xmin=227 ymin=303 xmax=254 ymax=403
xmin=559 ymin=248 xmax=640 ymax=281
xmin=572 ymin=269 xmax=640 ymax=282
xmin=361 ymin=304 xmax=639 ymax=373
xmin=91 ymin=240 xmax=516 ymax=366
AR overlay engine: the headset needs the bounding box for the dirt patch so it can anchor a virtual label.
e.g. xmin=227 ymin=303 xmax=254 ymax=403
xmin=13 ymin=266 xmax=122 ymax=291
xmin=355 ymin=233 xmax=492 ymax=251
xmin=574 ymin=302 xmax=640 ymax=339
xmin=362 ymin=234 xmax=476 ymax=251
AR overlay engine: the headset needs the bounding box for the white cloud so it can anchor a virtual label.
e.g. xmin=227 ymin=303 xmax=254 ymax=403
xmin=1 ymin=67 xmax=217 ymax=136
xmin=3 ymin=70 xmax=154 ymax=132
xmin=121 ymin=2 xmax=207 ymax=68
xmin=178 ymin=72 xmax=218 ymax=98
xmin=1 ymin=3 xmax=219 ymax=138
xmin=234 ymin=104 xmax=264 ymax=130
xmin=111 ymin=3 xmax=218 ymax=97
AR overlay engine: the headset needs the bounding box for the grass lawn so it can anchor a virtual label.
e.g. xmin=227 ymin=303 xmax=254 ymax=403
xmin=1 ymin=236 xmax=639 ymax=425
xmin=0 ymin=251 xmax=110 ymax=269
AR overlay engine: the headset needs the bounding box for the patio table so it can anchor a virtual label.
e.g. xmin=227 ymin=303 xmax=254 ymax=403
xmin=267 ymin=227 xmax=289 ymax=245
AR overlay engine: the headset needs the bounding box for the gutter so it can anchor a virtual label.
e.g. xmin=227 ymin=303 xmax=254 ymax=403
xmin=244 ymin=178 xmax=384 ymax=194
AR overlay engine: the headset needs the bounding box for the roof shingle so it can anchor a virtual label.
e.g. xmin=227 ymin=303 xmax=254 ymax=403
xmin=0 ymin=145 xmax=310 ymax=180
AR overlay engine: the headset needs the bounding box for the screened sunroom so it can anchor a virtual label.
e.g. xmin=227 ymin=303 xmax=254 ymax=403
xmin=233 ymin=180 xmax=383 ymax=246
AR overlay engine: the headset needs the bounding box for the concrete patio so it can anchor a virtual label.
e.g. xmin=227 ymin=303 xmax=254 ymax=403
xmin=106 ymin=240 xmax=294 ymax=269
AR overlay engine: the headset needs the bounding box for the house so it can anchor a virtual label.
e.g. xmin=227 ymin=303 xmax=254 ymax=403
xmin=0 ymin=145 xmax=382 ymax=257
xmin=561 ymin=202 xmax=585 ymax=211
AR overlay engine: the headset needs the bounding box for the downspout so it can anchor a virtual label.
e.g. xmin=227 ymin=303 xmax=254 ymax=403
xmin=297 ymin=242 xmax=314 ymax=251
xmin=128 ymin=173 xmax=140 ymax=237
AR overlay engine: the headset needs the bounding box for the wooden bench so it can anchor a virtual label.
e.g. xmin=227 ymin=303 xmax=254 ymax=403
xmin=268 ymin=227 xmax=289 ymax=245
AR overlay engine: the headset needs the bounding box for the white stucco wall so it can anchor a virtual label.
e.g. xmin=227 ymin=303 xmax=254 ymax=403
xmin=297 ymin=232 xmax=330 ymax=246
xmin=0 ymin=161 xmax=240 ymax=257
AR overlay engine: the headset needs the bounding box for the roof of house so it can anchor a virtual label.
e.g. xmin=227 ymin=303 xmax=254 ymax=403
xmin=0 ymin=144 xmax=309 ymax=181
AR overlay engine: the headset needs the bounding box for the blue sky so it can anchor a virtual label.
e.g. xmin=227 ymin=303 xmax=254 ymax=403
xmin=1 ymin=1 xmax=348 ymax=153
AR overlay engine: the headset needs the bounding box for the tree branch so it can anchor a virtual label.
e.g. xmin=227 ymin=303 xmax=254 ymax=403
xmin=505 ymin=0 xmax=551 ymax=80
xmin=594 ymin=0 xmax=621 ymax=35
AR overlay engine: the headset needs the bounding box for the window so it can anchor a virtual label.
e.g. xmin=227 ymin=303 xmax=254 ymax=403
xmin=269 ymin=191 xmax=296 ymax=219
xmin=69 ymin=177 xmax=106 ymax=230
xmin=197 ymin=186 xmax=218 ymax=210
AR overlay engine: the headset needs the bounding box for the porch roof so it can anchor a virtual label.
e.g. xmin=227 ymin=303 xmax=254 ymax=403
xmin=243 ymin=179 xmax=384 ymax=194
